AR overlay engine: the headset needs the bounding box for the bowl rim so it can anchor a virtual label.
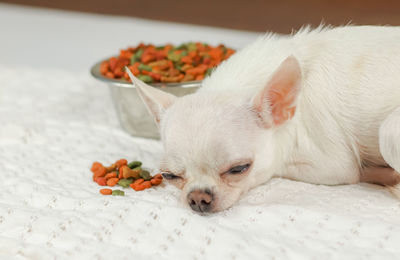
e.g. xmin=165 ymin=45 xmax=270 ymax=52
xmin=90 ymin=58 xmax=202 ymax=89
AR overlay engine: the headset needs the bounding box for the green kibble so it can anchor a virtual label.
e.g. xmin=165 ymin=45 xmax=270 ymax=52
xmin=131 ymin=48 xmax=144 ymax=64
xmin=175 ymin=64 xmax=183 ymax=71
xmin=112 ymin=190 xmax=125 ymax=196
xmin=118 ymin=179 xmax=133 ymax=188
xmin=187 ymin=42 xmax=197 ymax=52
xmin=140 ymin=170 xmax=151 ymax=181
xmin=138 ymin=63 xmax=152 ymax=71
xmin=205 ymin=68 xmax=213 ymax=77
xmin=155 ymin=45 xmax=165 ymax=50
xmin=137 ymin=75 xmax=153 ymax=83
xmin=175 ymin=43 xmax=187 ymax=50
xmin=132 ymin=166 xmax=142 ymax=172
xmin=180 ymin=50 xmax=188 ymax=57
xmin=167 ymin=51 xmax=181 ymax=62
xmin=130 ymin=55 xmax=138 ymax=64
xmin=128 ymin=161 xmax=142 ymax=169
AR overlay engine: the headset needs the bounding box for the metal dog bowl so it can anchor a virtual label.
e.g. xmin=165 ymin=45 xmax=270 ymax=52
xmin=91 ymin=59 xmax=201 ymax=139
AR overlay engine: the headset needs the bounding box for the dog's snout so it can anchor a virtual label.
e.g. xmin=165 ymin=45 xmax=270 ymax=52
xmin=187 ymin=189 xmax=214 ymax=213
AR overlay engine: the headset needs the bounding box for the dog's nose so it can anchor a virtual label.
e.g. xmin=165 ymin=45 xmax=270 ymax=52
xmin=187 ymin=189 xmax=214 ymax=213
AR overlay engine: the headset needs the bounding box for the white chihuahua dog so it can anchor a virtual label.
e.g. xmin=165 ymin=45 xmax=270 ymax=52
xmin=127 ymin=25 xmax=400 ymax=213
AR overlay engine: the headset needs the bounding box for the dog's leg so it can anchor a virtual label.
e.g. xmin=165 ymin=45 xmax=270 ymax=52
xmin=360 ymin=167 xmax=400 ymax=186
xmin=378 ymin=107 xmax=400 ymax=197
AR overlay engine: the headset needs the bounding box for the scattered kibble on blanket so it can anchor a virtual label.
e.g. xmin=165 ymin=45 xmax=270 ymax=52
xmin=112 ymin=190 xmax=125 ymax=196
xmin=90 ymin=159 xmax=163 ymax=196
xmin=100 ymin=188 xmax=112 ymax=195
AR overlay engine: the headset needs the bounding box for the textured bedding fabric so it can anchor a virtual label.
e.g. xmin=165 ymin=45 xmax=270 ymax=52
xmin=3 ymin=64 xmax=400 ymax=260
xmin=2 ymin=4 xmax=400 ymax=260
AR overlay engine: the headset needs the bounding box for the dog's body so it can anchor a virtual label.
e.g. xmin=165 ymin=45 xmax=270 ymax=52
xmin=201 ymin=25 xmax=400 ymax=185
xmin=128 ymin=25 xmax=400 ymax=213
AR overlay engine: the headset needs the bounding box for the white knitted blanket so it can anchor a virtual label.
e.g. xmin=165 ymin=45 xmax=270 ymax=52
xmin=1 ymin=66 xmax=400 ymax=260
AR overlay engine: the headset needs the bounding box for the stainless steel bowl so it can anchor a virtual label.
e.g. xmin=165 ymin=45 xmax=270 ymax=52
xmin=90 ymin=59 xmax=201 ymax=139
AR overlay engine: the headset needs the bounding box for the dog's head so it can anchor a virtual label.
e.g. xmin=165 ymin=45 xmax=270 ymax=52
xmin=127 ymin=55 xmax=301 ymax=213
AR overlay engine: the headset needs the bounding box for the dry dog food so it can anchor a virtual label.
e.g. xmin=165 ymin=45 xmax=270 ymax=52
xmin=100 ymin=42 xmax=235 ymax=83
xmin=100 ymin=188 xmax=112 ymax=195
xmin=91 ymin=159 xmax=163 ymax=196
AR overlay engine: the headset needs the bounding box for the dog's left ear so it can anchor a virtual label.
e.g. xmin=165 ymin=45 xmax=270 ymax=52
xmin=253 ymin=55 xmax=302 ymax=127
xmin=126 ymin=68 xmax=177 ymax=124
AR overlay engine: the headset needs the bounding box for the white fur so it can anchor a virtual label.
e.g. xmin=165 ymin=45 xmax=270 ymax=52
xmin=132 ymin=25 xmax=400 ymax=212
xmin=380 ymin=107 xmax=400 ymax=172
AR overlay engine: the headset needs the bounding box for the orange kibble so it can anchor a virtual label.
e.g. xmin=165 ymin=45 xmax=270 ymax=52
xmin=95 ymin=177 xmax=107 ymax=186
xmin=100 ymin=62 xmax=109 ymax=74
xmin=141 ymin=70 xmax=151 ymax=76
xmin=133 ymin=178 xmax=145 ymax=186
xmin=195 ymin=42 xmax=206 ymax=52
xmin=149 ymin=72 xmax=161 ymax=81
xmin=141 ymin=53 xmax=156 ymax=63
xmin=114 ymin=67 xmax=123 ymax=78
xmin=109 ymin=57 xmax=118 ymax=71
xmin=119 ymin=165 xmax=128 ymax=176
xmin=105 ymin=172 xmax=117 ymax=180
xmin=105 ymin=164 xmax=117 ymax=173
xmin=195 ymin=74 xmax=204 ymax=80
xmin=188 ymin=50 xmax=197 ymax=58
xmin=128 ymin=65 xmax=140 ymax=76
xmin=131 ymin=184 xmax=146 ymax=191
xmin=93 ymin=166 xmax=107 ymax=179
xmin=150 ymin=178 xmax=162 ymax=186
xmin=155 ymin=51 xmax=167 ymax=60
xmin=115 ymin=159 xmax=128 ymax=169
xmin=100 ymin=188 xmax=112 ymax=195
xmin=119 ymin=50 xmax=133 ymax=59
xmin=107 ymin=177 xmax=119 ymax=187
xmin=202 ymin=57 xmax=211 ymax=65
xmin=208 ymin=48 xmax=223 ymax=61
xmin=153 ymin=173 xmax=163 ymax=179
xmin=225 ymin=48 xmax=235 ymax=59
xmin=186 ymin=65 xmax=206 ymax=76
xmin=132 ymin=181 xmax=152 ymax=191
xmin=181 ymin=56 xmax=193 ymax=64
xmin=167 ymin=60 xmax=173 ymax=68
xmin=124 ymin=71 xmax=130 ymax=80
xmin=142 ymin=181 xmax=152 ymax=189
xmin=105 ymin=71 xmax=114 ymax=78
xmin=91 ymin=162 xmax=103 ymax=173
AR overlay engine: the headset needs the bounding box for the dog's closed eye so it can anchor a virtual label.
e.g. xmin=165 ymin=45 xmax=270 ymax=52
xmin=161 ymin=172 xmax=182 ymax=180
xmin=226 ymin=163 xmax=251 ymax=174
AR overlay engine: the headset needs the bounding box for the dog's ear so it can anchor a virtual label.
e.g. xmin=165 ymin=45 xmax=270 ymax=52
xmin=126 ymin=68 xmax=177 ymax=124
xmin=253 ymin=55 xmax=302 ymax=127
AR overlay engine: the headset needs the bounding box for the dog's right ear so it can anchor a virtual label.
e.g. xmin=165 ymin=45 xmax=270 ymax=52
xmin=126 ymin=68 xmax=177 ymax=124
